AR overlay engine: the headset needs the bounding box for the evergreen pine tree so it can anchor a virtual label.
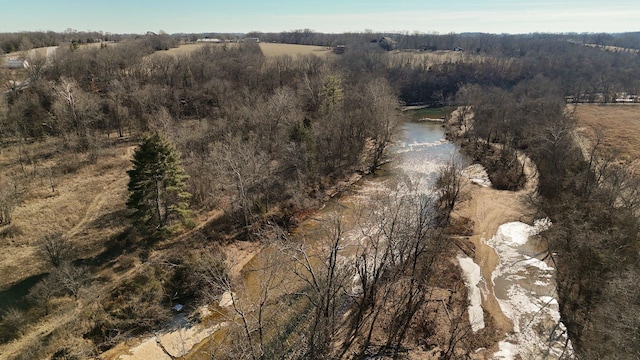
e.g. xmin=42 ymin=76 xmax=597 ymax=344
xmin=127 ymin=133 xmax=191 ymax=231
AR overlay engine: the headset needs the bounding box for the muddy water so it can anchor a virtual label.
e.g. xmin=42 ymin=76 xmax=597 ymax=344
xmin=185 ymin=118 xmax=571 ymax=359
xmin=189 ymin=120 xmax=465 ymax=357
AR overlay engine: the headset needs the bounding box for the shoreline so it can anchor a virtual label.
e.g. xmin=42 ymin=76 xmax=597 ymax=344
xmin=453 ymin=149 xmax=539 ymax=357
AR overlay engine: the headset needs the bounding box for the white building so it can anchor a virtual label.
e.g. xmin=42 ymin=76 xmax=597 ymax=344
xmin=196 ymin=38 xmax=222 ymax=43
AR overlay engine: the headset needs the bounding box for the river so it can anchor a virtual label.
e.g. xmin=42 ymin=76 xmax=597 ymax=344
xmin=235 ymin=118 xmax=572 ymax=358
xmin=119 ymin=117 xmax=572 ymax=359
xmin=393 ymin=120 xmax=571 ymax=358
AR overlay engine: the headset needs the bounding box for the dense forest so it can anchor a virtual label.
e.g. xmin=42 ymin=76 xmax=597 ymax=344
xmin=1 ymin=30 xmax=640 ymax=358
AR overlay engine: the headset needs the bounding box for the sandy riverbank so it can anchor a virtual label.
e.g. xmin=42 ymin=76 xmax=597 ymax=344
xmin=453 ymin=152 xmax=539 ymax=357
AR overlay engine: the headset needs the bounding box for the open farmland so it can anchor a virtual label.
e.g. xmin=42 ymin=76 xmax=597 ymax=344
xmin=151 ymin=42 xmax=213 ymax=57
xmin=258 ymin=43 xmax=333 ymax=57
xmin=151 ymin=42 xmax=333 ymax=58
xmin=2 ymin=46 xmax=56 ymax=61
xmin=573 ymin=104 xmax=640 ymax=172
xmin=2 ymin=43 xmax=108 ymax=62
xmin=584 ymin=43 xmax=640 ymax=54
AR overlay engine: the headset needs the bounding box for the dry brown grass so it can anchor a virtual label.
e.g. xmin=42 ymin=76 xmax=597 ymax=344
xmin=0 ymin=137 xmax=135 ymax=289
xmin=2 ymin=48 xmax=48 ymax=61
xmin=584 ymin=44 xmax=640 ymax=54
xmin=2 ymin=43 xmax=106 ymax=62
xmin=145 ymin=42 xmax=334 ymax=64
xmin=572 ymin=104 xmax=640 ymax=171
xmin=0 ymin=138 xmax=136 ymax=358
xmin=258 ymin=43 xmax=333 ymax=58
xmin=386 ymin=50 xmax=492 ymax=69
xmin=153 ymin=42 xmax=333 ymax=59
xmin=151 ymin=43 xmax=215 ymax=58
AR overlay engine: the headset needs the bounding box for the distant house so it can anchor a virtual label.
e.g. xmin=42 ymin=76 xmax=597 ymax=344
xmin=6 ymin=59 xmax=29 ymax=69
xmin=244 ymin=37 xmax=260 ymax=43
xmin=615 ymin=92 xmax=639 ymax=103
xmin=197 ymin=38 xmax=222 ymax=43
xmin=333 ymin=45 xmax=346 ymax=54
xmin=379 ymin=37 xmax=396 ymax=51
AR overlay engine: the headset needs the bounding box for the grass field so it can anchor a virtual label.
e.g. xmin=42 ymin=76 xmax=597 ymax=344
xmin=0 ymin=138 xmax=135 ymax=291
xmin=2 ymin=47 xmax=53 ymax=61
xmin=573 ymin=104 xmax=640 ymax=171
xmin=151 ymin=42 xmax=333 ymax=58
xmin=152 ymin=42 xmax=213 ymax=57
xmin=258 ymin=43 xmax=333 ymax=57
xmin=584 ymin=43 xmax=640 ymax=54
xmin=2 ymin=43 xmax=108 ymax=62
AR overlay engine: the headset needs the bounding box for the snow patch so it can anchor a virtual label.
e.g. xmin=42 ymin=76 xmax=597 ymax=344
xmin=458 ymin=256 xmax=485 ymax=332
xmin=218 ymin=291 xmax=236 ymax=308
xmin=486 ymin=220 xmax=573 ymax=359
xmin=494 ymin=221 xmax=531 ymax=246
xmin=493 ymin=341 xmax=518 ymax=360
xmin=462 ymin=164 xmax=492 ymax=187
xmin=521 ymin=256 xmax=555 ymax=271
xmin=539 ymin=296 xmax=559 ymax=306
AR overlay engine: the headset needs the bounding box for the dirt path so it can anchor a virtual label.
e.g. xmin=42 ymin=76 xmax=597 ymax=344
xmin=66 ymin=146 xmax=134 ymax=239
xmin=66 ymin=176 xmax=128 ymax=239
xmin=455 ymin=152 xmax=538 ymax=356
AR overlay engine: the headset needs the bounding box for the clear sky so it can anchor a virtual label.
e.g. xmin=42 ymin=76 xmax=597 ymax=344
xmin=0 ymin=0 xmax=638 ymax=35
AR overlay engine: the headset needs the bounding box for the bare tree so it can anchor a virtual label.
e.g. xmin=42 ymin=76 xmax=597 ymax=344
xmin=435 ymin=158 xmax=465 ymax=226
xmin=285 ymin=214 xmax=351 ymax=358
xmin=362 ymin=78 xmax=401 ymax=173
xmin=214 ymin=136 xmax=272 ymax=233
xmin=56 ymin=263 xmax=91 ymax=300
xmin=337 ymin=188 xmax=443 ymax=358
xmin=37 ymin=232 xmax=73 ymax=268
xmin=27 ymin=276 xmax=61 ymax=315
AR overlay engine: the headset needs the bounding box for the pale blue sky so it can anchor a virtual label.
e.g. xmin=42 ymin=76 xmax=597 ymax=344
xmin=0 ymin=0 xmax=638 ymax=34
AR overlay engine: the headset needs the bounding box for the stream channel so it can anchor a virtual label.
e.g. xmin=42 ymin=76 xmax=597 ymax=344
xmin=227 ymin=116 xmax=571 ymax=359
xmin=122 ymin=115 xmax=571 ymax=359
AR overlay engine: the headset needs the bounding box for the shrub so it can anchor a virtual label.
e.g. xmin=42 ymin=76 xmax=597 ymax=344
xmin=0 ymin=307 xmax=27 ymax=343
xmin=13 ymin=337 xmax=44 ymax=360
xmin=167 ymin=247 xmax=228 ymax=303
xmin=0 ymin=223 xmax=23 ymax=239
xmin=94 ymin=265 xmax=172 ymax=346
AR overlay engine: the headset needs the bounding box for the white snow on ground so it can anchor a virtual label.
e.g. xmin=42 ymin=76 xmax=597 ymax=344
xmin=521 ymin=256 xmax=555 ymax=271
xmin=458 ymin=256 xmax=485 ymax=332
xmin=493 ymin=341 xmax=518 ymax=360
xmin=485 ymin=220 xmax=573 ymax=359
xmin=218 ymin=291 xmax=236 ymax=307
xmin=462 ymin=164 xmax=492 ymax=187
